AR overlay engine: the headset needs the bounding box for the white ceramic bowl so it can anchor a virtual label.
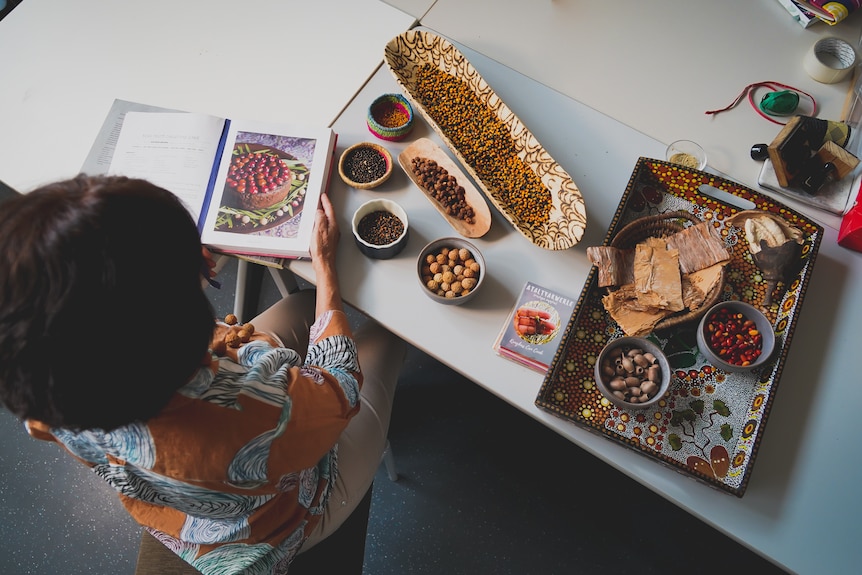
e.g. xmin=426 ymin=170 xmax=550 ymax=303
xmin=594 ymin=336 xmax=671 ymax=410
xmin=697 ymin=300 xmax=776 ymax=372
xmin=417 ymin=237 xmax=485 ymax=305
xmin=351 ymin=198 xmax=409 ymax=259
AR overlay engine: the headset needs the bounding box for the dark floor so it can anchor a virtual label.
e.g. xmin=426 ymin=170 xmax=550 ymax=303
xmin=0 ymin=256 xmax=789 ymax=575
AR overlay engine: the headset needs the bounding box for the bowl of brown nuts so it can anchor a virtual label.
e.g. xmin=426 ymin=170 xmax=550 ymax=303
xmin=594 ymin=336 xmax=671 ymax=410
xmin=352 ymin=198 xmax=409 ymax=259
xmin=417 ymin=237 xmax=485 ymax=305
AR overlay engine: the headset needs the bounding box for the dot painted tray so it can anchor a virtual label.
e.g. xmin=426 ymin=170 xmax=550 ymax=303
xmin=535 ymin=157 xmax=824 ymax=497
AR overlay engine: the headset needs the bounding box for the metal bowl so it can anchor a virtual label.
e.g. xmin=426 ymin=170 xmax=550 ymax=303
xmin=417 ymin=237 xmax=485 ymax=305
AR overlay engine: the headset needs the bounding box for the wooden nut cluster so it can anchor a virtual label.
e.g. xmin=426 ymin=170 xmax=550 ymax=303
xmin=212 ymin=313 xmax=256 ymax=356
xmin=410 ymin=156 xmax=475 ymax=223
xmin=420 ymin=246 xmax=481 ymax=299
xmin=599 ymin=344 xmax=663 ymax=404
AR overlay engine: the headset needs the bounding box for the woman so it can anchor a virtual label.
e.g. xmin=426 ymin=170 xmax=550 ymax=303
xmin=0 ymin=174 xmax=406 ymax=574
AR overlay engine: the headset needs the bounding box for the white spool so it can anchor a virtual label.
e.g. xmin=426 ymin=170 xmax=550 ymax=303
xmin=804 ymin=37 xmax=857 ymax=84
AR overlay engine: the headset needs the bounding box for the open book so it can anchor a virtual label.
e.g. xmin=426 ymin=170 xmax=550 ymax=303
xmin=101 ymin=102 xmax=336 ymax=260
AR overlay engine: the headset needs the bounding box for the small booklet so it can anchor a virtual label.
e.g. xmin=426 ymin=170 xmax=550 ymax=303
xmin=493 ymin=281 xmax=576 ymax=373
xmin=99 ymin=101 xmax=336 ymax=260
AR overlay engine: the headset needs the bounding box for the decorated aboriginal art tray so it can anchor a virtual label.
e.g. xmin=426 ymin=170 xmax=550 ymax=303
xmin=535 ymin=157 xmax=824 ymax=497
xmin=384 ymin=29 xmax=587 ymax=250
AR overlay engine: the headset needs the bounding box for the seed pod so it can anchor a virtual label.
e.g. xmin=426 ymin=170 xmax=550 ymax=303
xmin=621 ymin=356 xmax=635 ymax=373
xmin=627 ymin=348 xmax=644 ymax=358
xmin=609 ymin=377 xmax=627 ymax=391
xmin=643 ymin=352 xmax=657 ymax=364
xmin=641 ymin=381 xmax=658 ymax=396
xmin=633 ymin=353 xmax=650 ymax=368
xmin=624 ymin=376 xmax=641 ymax=388
xmin=647 ymin=365 xmax=662 ymax=383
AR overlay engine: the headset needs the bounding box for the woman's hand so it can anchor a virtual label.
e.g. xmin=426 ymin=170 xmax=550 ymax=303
xmin=310 ymin=193 xmax=340 ymax=272
xmin=310 ymin=193 xmax=343 ymax=316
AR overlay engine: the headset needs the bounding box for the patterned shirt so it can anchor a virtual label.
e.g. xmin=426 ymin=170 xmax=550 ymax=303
xmin=26 ymin=309 xmax=361 ymax=575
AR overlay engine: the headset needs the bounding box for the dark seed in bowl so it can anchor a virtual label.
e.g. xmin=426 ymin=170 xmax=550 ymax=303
xmin=358 ymin=210 xmax=404 ymax=245
xmin=344 ymin=146 xmax=388 ymax=183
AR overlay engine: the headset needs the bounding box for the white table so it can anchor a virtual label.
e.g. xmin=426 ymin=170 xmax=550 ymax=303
xmin=417 ymin=0 xmax=862 ymax=232
xmin=291 ymin=27 xmax=862 ymax=575
xmin=0 ymin=0 xmax=416 ymax=192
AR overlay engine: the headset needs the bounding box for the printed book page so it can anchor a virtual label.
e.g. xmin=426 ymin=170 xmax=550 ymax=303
xmin=199 ymin=119 xmax=336 ymax=259
xmin=81 ymin=99 xmax=183 ymax=176
xmin=107 ymin=111 xmax=227 ymax=225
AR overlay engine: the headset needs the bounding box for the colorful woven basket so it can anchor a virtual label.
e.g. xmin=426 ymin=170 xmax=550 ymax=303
xmin=367 ymin=93 xmax=415 ymax=141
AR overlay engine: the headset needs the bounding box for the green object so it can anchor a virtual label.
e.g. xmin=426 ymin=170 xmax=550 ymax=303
xmin=760 ymin=90 xmax=800 ymax=116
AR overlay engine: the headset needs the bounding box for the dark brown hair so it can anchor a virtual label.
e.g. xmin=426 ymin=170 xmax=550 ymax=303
xmin=0 ymin=175 xmax=214 ymax=431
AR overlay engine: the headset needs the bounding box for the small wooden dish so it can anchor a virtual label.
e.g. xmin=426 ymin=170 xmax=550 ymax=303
xmin=609 ymin=211 xmax=726 ymax=331
xmin=338 ymin=142 xmax=394 ymax=190
xmin=399 ymin=138 xmax=491 ymax=238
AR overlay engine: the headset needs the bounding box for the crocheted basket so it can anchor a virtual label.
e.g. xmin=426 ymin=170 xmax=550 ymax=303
xmin=608 ymin=210 xmax=726 ymax=331
xmin=367 ymin=93 xmax=415 ymax=142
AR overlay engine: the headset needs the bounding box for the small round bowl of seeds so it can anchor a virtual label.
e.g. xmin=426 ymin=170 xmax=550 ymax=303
xmin=417 ymin=237 xmax=485 ymax=305
xmin=351 ymin=198 xmax=409 ymax=259
xmin=697 ymin=300 xmax=775 ymax=372
xmin=339 ymin=142 xmax=394 ymax=190
xmin=595 ymin=336 xmax=671 ymax=410
xmin=367 ymin=93 xmax=415 ymax=141
xmin=666 ymin=139 xmax=707 ymax=171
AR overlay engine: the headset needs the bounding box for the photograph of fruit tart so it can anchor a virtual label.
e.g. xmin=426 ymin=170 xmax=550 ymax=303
xmin=213 ymin=133 xmax=316 ymax=237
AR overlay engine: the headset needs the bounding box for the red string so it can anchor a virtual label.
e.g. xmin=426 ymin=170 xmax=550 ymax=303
xmin=704 ymin=81 xmax=817 ymax=125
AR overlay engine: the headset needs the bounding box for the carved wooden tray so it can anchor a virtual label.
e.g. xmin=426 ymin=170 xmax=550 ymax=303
xmin=398 ymin=138 xmax=492 ymax=238
xmin=536 ymin=157 xmax=824 ymax=497
xmin=384 ymin=29 xmax=587 ymax=250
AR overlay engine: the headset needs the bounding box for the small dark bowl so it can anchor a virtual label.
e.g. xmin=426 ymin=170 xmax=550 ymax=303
xmin=338 ymin=142 xmax=394 ymax=190
xmin=595 ymin=336 xmax=672 ymax=410
xmin=351 ymin=198 xmax=409 ymax=259
xmin=367 ymin=93 xmax=415 ymax=141
xmin=697 ymin=301 xmax=776 ymax=372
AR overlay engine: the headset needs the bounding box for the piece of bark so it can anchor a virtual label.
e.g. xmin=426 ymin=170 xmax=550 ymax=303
xmin=665 ymin=221 xmax=731 ymax=274
xmin=633 ymin=237 xmax=684 ymax=312
xmin=586 ymin=246 xmax=634 ymax=287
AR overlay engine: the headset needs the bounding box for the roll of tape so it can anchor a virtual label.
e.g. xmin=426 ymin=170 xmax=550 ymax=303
xmin=804 ymin=37 xmax=857 ymax=84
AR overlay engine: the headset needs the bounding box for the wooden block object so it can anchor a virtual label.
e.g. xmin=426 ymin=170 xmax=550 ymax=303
xmin=767 ymin=115 xmax=853 ymax=187
xmin=816 ymin=140 xmax=860 ymax=179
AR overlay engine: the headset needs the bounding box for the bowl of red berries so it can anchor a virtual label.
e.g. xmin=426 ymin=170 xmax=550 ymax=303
xmin=697 ymin=300 xmax=776 ymax=372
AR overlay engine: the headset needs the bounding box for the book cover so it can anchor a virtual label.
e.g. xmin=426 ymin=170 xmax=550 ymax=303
xmin=494 ymin=281 xmax=576 ymax=373
xmin=106 ymin=107 xmax=336 ymax=260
